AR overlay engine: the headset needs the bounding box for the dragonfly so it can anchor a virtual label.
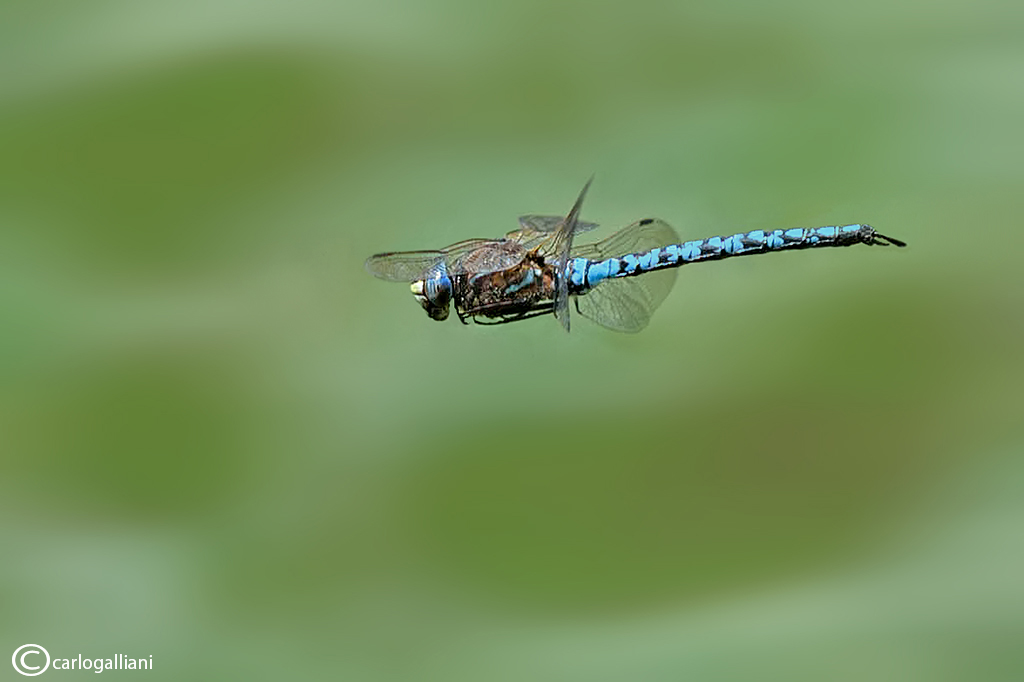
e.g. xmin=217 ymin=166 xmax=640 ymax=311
xmin=365 ymin=179 xmax=906 ymax=332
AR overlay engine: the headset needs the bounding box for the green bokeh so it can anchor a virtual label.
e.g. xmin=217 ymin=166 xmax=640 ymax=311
xmin=2 ymin=1 xmax=1021 ymax=680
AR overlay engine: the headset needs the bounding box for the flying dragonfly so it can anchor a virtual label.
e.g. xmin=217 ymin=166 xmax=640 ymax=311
xmin=365 ymin=179 xmax=906 ymax=332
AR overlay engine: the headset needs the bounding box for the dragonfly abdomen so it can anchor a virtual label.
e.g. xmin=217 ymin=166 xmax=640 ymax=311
xmin=569 ymin=224 xmax=905 ymax=292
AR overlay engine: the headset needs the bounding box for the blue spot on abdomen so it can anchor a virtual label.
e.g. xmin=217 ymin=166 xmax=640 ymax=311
xmin=586 ymin=259 xmax=615 ymax=287
xmin=682 ymin=241 xmax=702 ymax=260
xmin=569 ymin=258 xmax=587 ymax=287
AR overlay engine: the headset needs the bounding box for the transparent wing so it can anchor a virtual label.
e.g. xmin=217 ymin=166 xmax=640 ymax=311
xmin=367 ymin=209 xmax=601 ymax=283
xmin=571 ymin=218 xmax=681 ymax=333
xmin=571 ymin=218 xmax=681 ymax=261
xmin=574 ymin=273 xmax=676 ymax=332
xmin=365 ymin=238 xmax=496 ymax=282
xmin=505 ymin=215 xmax=598 ymax=252
xmin=551 ymin=177 xmax=593 ymax=332
xmin=365 ymin=250 xmax=446 ymax=282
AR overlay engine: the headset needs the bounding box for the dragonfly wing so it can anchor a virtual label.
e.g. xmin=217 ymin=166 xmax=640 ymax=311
xmin=571 ymin=218 xmax=681 ymax=332
xmin=571 ymin=218 xmax=681 ymax=260
xmin=507 ymin=215 xmax=598 ymax=251
xmin=574 ymin=269 xmax=676 ymax=332
xmin=516 ymin=215 xmax=599 ymax=234
xmin=367 ymin=207 xmax=602 ymax=283
xmin=365 ymin=250 xmax=447 ymax=282
xmin=551 ymin=177 xmax=593 ymax=332
xmin=364 ymin=239 xmax=495 ymax=282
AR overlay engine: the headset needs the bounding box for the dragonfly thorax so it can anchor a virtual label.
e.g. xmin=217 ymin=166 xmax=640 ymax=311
xmin=410 ymin=268 xmax=452 ymax=321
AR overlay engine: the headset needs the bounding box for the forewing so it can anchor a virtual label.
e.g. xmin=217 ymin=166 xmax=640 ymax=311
xmin=365 ymin=250 xmax=446 ymax=282
xmin=551 ymin=177 xmax=593 ymax=332
xmin=364 ymin=238 xmax=494 ymax=282
xmin=506 ymin=216 xmax=598 ymax=252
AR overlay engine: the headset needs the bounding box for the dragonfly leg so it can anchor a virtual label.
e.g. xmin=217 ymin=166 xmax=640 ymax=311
xmin=473 ymin=309 xmax=554 ymax=326
xmin=469 ymin=301 xmax=555 ymax=326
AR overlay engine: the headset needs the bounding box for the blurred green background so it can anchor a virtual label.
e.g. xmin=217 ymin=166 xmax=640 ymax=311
xmin=1 ymin=0 xmax=1022 ymax=680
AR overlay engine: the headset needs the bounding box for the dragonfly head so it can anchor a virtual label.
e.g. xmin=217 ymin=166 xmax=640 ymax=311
xmin=410 ymin=268 xmax=452 ymax=321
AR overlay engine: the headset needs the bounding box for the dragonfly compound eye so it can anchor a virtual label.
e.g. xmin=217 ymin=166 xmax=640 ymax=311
xmin=410 ymin=271 xmax=452 ymax=321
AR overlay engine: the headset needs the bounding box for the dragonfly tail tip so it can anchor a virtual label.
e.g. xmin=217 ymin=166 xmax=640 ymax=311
xmin=869 ymin=229 xmax=907 ymax=247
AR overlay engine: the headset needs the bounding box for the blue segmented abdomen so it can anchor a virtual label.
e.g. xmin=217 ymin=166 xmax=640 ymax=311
xmin=568 ymin=224 xmax=897 ymax=292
